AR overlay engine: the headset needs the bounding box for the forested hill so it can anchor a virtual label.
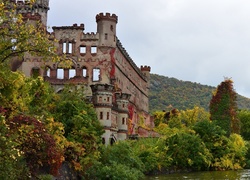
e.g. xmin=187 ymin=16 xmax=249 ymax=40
xmin=149 ymin=74 xmax=250 ymax=113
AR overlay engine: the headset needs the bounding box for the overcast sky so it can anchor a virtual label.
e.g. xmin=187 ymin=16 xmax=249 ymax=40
xmin=48 ymin=0 xmax=250 ymax=98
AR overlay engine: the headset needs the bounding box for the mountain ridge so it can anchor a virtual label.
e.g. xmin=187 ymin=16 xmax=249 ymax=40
xmin=149 ymin=73 xmax=250 ymax=113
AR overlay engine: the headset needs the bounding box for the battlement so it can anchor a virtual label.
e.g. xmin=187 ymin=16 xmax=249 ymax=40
xmin=52 ymin=23 xmax=84 ymax=31
xmin=96 ymin=13 xmax=118 ymax=23
xmin=16 ymin=0 xmax=49 ymax=9
xmin=140 ymin=66 xmax=151 ymax=72
xmin=81 ymin=32 xmax=99 ymax=40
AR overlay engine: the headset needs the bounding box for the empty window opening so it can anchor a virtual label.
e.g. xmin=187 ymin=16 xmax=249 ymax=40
xmin=100 ymin=112 xmax=103 ymax=120
xmin=62 ymin=42 xmax=67 ymax=53
xmin=107 ymin=97 xmax=110 ymax=102
xmin=107 ymin=112 xmax=110 ymax=120
xmin=110 ymin=25 xmax=113 ymax=31
xmin=57 ymin=68 xmax=64 ymax=79
xmin=105 ymin=33 xmax=108 ymax=40
xmin=69 ymin=68 xmax=76 ymax=78
xmin=82 ymin=67 xmax=87 ymax=77
xmin=91 ymin=46 xmax=97 ymax=54
xmin=93 ymin=68 xmax=100 ymax=81
xmin=122 ymin=117 xmax=125 ymax=125
xmin=80 ymin=46 xmax=86 ymax=54
xmin=68 ymin=42 xmax=73 ymax=54
xmin=99 ymin=96 xmax=102 ymax=103
xmin=46 ymin=68 xmax=50 ymax=77
xmin=31 ymin=67 xmax=40 ymax=78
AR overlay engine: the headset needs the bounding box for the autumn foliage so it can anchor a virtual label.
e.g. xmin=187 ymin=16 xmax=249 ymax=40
xmin=209 ymin=79 xmax=240 ymax=136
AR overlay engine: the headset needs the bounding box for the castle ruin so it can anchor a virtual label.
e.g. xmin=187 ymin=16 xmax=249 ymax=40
xmin=13 ymin=0 xmax=158 ymax=145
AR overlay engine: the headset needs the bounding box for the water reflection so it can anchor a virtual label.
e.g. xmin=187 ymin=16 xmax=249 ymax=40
xmin=144 ymin=169 xmax=250 ymax=180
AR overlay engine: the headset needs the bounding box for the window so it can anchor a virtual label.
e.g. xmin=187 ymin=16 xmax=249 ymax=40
xmin=110 ymin=25 xmax=113 ymax=32
xmin=62 ymin=42 xmax=67 ymax=53
xmin=100 ymin=112 xmax=103 ymax=120
xmin=69 ymin=68 xmax=76 ymax=78
xmin=91 ymin=46 xmax=97 ymax=54
xmin=99 ymin=96 xmax=102 ymax=103
xmin=57 ymin=68 xmax=64 ymax=79
xmin=31 ymin=67 xmax=40 ymax=78
xmin=68 ymin=42 xmax=73 ymax=54
xmin=82 ymin=67 xmax=87 ymax=77
xmin=107 ymin=97 xmax=110 ymax=102
xmin=107 ymin=112 xmax=110 ymax=120
xmin=105 ymin=33 xmax=108 ymax=40
xmin=80 ymin=46 xmax=86 ymax=54
xmin=92 ymin=68 xmax=100 ymax=81
xmin=122 ymin=117 xmax=125 ymax=125
xmin=46 ymin=67 xmax=50 ymax=77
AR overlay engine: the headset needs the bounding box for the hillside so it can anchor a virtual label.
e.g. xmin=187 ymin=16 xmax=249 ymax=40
xmin=149 ymin=74 xmax=250 ymax=113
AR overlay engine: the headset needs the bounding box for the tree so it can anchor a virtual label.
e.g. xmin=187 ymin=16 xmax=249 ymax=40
xmin=179 ymin=106 xmax=210 ymax=127
xmin=0 ymin=0 xmax=58 ymax=65
xmin=165 ymin=131 xmax=212 ymax=171
xmin=237 ymin=109 xmax=250 ymax=140
xmin=209 ymin=79 xmax=240 ymax=136
xmin=51 ymin=86 xmax=104 ymax=175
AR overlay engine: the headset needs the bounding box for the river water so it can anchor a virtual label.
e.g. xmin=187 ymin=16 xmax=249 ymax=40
xmin=144 ymin=169 xmax=250 ymax=180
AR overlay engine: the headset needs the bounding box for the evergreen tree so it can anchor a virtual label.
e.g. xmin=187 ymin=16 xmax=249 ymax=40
xmin=209 ymin=79 xmax=240 ymax=136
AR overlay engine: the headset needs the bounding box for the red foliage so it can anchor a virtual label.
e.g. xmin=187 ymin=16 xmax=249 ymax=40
xmin=7 ymin=115 xmax=63 ymax=176
xmin=109 ymin=48 xmax=116 ymax=78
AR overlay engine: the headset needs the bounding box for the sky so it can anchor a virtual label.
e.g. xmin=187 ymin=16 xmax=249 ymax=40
xmin=47 ymin=0 xmax=250 ymax=98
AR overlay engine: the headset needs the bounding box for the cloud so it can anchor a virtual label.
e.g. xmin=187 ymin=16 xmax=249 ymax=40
xmin=48 ymin=0 xmax=250 ymax=98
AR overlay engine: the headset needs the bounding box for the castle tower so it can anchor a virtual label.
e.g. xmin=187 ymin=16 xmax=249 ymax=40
xmin=90 ymin=84 xmax=114 ymax=145
xmin=115 ymin=92 xmax=131 ymax=141
xmin=96 ymin=13 xmax=118 ymax=47
xmin=140 ymin=65 xmax=151 ymax=90
xmin=16 ymin=0 xmax=50 ymax=26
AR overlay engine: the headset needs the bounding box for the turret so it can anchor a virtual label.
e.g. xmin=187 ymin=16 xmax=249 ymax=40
xmin=141 ymin=65 xmax=151 ymax=87
xmin=115 ymin=92 xmax=131 ymax=141
xmin=16 ymin=0 xmax=50 ymax=26
xmin=96 ymin=13 xmax=118 ymax=47
xmin=90 ymin=84 xmax=114 ymax=145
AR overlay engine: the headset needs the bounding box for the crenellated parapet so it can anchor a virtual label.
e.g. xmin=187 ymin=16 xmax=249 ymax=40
xmin=14 ymin=0 xmax=50 ymax=26
xmin=96 ymin=12 xmax=118 ymax=23
xmin=140 ymin=65 xmax=151 ymax=72
xmin=16 ymin=0 xmax=49 ymax=12
xmin=116 ymin=38 xmax=148 ymax=81
xmin=52 ymin=23 xmax=84 ymax=31
xmin=81 ymin=32 xmax=99 ymax=41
